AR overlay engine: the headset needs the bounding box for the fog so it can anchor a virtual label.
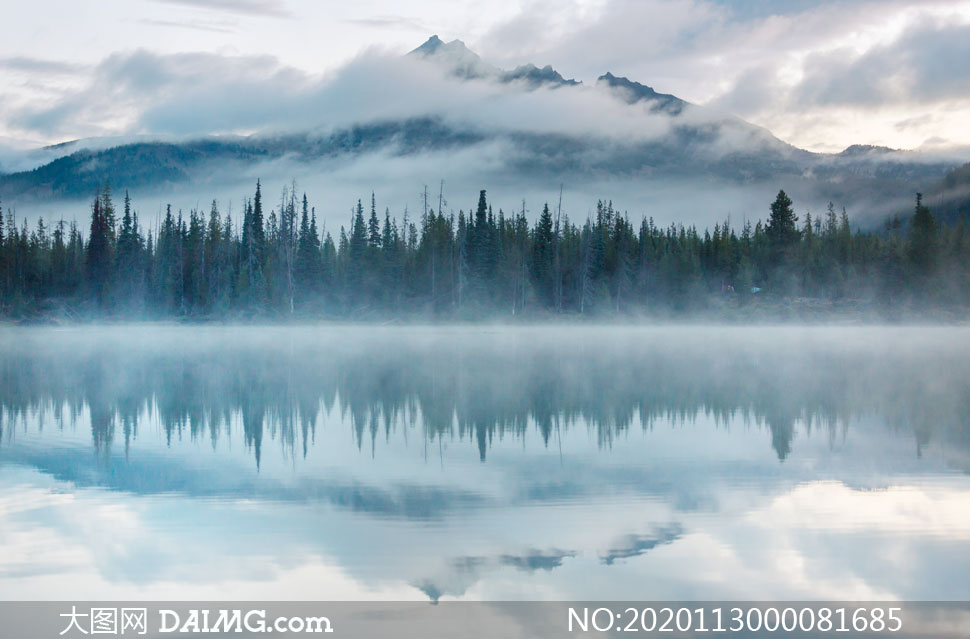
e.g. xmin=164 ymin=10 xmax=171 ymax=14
xmin=4 ymin=143 xmax=937 ymax=234
xmin=0 ymin=154 xmax=781 ymax=233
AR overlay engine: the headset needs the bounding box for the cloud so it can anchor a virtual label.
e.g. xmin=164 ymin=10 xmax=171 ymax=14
xmin=696 ymin=9 xmax=970 ymax=150
xmin=8 ymin=50 xmax=303 ymax=139
xmin=0 ymin=57 xmax=86 ymax=76
xmin=712 ymin=0 xmax=882 ymax=19
xmin=477 ymin=0 xmax=727 ymax=83
xmin=894 ymin=113 xmax=934 ymax=131
xmin=6 ymin=46 xmax=692 ymax=144
xmin=3 ymin=0 xmax=970 ymax=156
xmin=149 ymin=0 xmax=291 ymax=18
xmin=794 ymin=21 xmax=970 ymax=107
xmin=138 ymin=17 xmax=238 ymax=34
xmin=5 ymin=0 xmax=970 ymax=153
xmin=471 ymin=0 xmax=970 ymax=150
xmin=342 ymin=16 xmax=430 ymax=31
xmin=600 ymin=525 xmax=683 ymax=565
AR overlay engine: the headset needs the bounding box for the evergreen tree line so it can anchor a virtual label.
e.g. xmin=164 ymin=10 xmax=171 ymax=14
xmin=1 ymin=182 xmax=968 ymax=318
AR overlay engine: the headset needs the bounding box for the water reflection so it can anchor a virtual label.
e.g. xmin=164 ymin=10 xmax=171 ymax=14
xmin=3 ymin=326 xmax=969 ymax=466
xmin=1 ymin=325 xmax=969 ymax=600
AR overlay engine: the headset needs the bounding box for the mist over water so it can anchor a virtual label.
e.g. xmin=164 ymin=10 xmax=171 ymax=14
xmin=1 ymin=325 xmax=969 ymax=600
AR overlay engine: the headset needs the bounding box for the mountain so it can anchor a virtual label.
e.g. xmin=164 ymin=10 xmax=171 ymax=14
xmin=0 ymin=36 xmax=962 ymax=225
xmin=0 ymin=118 xmax=481 ymax=202
xmin=504 ymin=63 xmax=580 ymax=88
xmin=597 ymin=72 xmax=688 ymax=115
xmin=838 ymin=144 xmax=898 ymax=157
xmin=409 ymin=35 xmax=580 ymax=87
xmin=408 ymin=35 xmax=497 ymax=79
xmin=923 ymin=161 xmax=970 ymax=224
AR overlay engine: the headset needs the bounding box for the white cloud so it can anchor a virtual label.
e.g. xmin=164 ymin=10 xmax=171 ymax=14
xmin=471 ymin=0 xmax=970 ymax=151
xmin=5 ymin=46 xmax=691 ymax=144
xmin=2 ymin=0 xmax=969 ymax=152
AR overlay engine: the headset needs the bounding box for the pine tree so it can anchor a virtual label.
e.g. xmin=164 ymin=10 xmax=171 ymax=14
xmin=115 ymin=190 xmax=144 ymax=311
xmin=0 ymin=198 xmax=5 ymax=301
xmin=910 ymin=192 xmax=937 ymax=279
xmin=763 ymin=189 xmax=800 ymax=292
xmin=86 ymin=188 xmax=113 ymax=307
xmin=310 ymin=209 xmax=324 ymax=284
xmin=252 ymin=179 xmax=265 ymax=264
xmin=367 ymin=192 xmax=381 ymax=249
xmin=531 ymin=203 xmax=555 ymax=306
xmin=295 ymin=193 xmax=316 ymax=296
xmin=186 ymin=208 xmax=205 ymax=310
xmin=766 ymin=190 xmax=799 ymax=254
xmin=348 ymin=200 xmax=368 ymax=298
xmin=471 ymin=190 xmax=488 ymax=278
xmin=50 ymin=219 xmax=68 ymax=296
xmin=239 ymin=183 xmax=267 ymax=305
xmin=204 ymin=200 xmax=224 ymax=310
xmin=101 ymin=182 xmax=117 ymax=242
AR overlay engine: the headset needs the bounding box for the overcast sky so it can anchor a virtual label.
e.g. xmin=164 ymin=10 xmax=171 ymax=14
xmin=1 ymin=0 xmax=969 ymax=153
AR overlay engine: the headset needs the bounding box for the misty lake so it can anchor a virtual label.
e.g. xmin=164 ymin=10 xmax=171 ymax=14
xmin=1 ymin=325 xmax=969 ymax=601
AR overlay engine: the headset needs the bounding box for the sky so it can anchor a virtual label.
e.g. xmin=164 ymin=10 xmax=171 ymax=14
xmin=1 ymin=0 xmax=969 ymax=154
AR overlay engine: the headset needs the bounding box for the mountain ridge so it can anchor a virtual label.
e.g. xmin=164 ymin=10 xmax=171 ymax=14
xmin=409 ymin=35 xmax=581 ymax=87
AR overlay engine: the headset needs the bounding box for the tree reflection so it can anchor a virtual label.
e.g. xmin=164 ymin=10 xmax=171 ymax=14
xmin=1 ymin=328 xmax=968 ymax=467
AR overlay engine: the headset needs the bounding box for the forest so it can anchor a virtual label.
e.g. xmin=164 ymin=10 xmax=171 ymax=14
xmin=0 ymin=181 xmax=968 ymax=319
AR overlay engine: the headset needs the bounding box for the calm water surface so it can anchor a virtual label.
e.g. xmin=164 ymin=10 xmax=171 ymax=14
xmin=1 ymin=325 xmax=969 ymax=600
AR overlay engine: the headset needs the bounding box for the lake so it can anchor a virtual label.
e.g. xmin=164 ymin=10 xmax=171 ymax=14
xmin=1 ymin=325 xmax=969 ymax=601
